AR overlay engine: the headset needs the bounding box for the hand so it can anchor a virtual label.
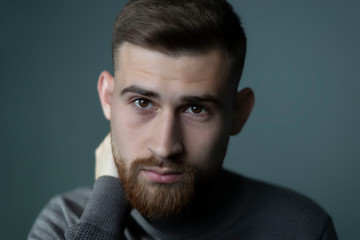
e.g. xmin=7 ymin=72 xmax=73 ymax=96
xmin=95 ymin=133 xmax=119 ymax=179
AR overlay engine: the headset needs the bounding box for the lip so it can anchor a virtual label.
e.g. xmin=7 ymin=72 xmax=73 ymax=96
xmin=141 ymin=167 xmax=183 ymax=184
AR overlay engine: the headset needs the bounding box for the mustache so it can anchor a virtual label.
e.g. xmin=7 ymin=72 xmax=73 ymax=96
xmin=130 ymin=156 xmax=196 ymax=173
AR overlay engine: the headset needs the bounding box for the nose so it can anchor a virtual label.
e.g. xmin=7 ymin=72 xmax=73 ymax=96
xmin=147 ymin=111 xmax=183 ymax=160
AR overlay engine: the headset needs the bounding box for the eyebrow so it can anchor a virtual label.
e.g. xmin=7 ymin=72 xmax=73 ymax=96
xmin=120 ymin=85 xmax=221 ymax=106
xmin=120 ymin=85 xmax=160 ymax=99
xmin=181 ymin=95 xmax=221 ymax=106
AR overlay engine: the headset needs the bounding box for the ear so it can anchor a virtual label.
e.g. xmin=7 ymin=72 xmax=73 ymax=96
xmin=97 ymin=71 xmax=115 ymax=120
xmin=231 ymin=87 xmax=255 ymax=135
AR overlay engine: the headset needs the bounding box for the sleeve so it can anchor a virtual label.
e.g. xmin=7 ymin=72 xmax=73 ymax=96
xmin=28 ymin=176 xmax=131 ymax=240
xmin=320 ymin=216 xmax=338 ymax=240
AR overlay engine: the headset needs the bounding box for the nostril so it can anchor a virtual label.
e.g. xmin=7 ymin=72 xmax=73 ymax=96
xmin=147 ymin=141 xmax=184 ymax=160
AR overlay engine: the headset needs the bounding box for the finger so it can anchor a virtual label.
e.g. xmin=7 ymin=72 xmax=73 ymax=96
xmin=95 ymin=133 xmax=111 ymax=179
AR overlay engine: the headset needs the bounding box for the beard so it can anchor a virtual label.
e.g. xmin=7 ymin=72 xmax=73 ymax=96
xmin=112 ymin=146 xmax=196 ymax=219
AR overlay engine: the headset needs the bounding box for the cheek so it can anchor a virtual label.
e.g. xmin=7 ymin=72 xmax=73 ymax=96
xmin=184 ymin=120 xmax=230 ymax=177
xmin=110 ymin=103 xmax=148 ymax=160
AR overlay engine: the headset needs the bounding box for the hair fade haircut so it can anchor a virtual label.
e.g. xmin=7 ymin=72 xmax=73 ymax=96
xmin=112 ymin=0 xmax=247 ymax=85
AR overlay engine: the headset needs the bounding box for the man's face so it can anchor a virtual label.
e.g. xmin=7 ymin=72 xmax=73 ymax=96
xmin=105 ymin=43 xmax=238 ymax=218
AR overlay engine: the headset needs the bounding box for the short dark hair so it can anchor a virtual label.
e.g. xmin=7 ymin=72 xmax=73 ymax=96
xmin=112 ymin=0 xmax=246 ymax=85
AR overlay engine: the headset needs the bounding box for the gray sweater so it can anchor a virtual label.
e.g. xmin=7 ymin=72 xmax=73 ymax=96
xmin=28 ymin=169 xmax=338 ymax=239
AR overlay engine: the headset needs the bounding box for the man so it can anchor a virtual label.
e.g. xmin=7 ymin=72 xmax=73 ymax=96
xmin=29 ymin=0 xmax=338 ymax=239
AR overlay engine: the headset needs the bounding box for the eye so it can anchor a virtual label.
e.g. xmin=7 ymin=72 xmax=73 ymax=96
xmin=185 ymin=105 xmax=207 ymax=114
xmin=134 ymin=98 xmax=153 ymax=109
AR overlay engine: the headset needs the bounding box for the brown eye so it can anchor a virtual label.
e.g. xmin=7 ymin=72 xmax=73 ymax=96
xmin=134 ymin=98 xmax=152 ymax=108
xmin=186 ymin=105 xmax=205 ymax=114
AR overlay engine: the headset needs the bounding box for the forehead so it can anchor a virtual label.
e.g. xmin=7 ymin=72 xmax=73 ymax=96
xmin=114 ymin=43 xmax=233 ymax=96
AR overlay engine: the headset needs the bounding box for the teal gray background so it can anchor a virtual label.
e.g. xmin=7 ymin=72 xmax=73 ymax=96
xmin=1 ymin=0 xmax=359 ymax=239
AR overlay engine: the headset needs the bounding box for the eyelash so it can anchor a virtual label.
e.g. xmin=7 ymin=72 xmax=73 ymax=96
xmin=130 ymin=97 xmax=210 ymax=115
xmin=184 ymin=105 xmax=209 ymax=115
xmin=130 ymin=98 xmax=156 ymax=113
xmin=133 ymin=98 xmax=153 ymax=109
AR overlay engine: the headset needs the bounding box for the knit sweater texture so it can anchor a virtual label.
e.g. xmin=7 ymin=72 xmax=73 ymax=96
xmin=28 ymin=169 xmax=337 ymax=239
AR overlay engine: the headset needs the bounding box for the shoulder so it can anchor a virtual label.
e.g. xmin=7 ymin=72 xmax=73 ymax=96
xmin=218 ymin=169 xmax=336 ymax=239
xmin=28 ymin=187 xmax=92 ymax=239
xmin=42 ymin=186 xmax=92 ymax=223
xmin=221 ymin=169 xmax=326 ymax=214
xmin=53 ymin=186 xmax=92 ymax=216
